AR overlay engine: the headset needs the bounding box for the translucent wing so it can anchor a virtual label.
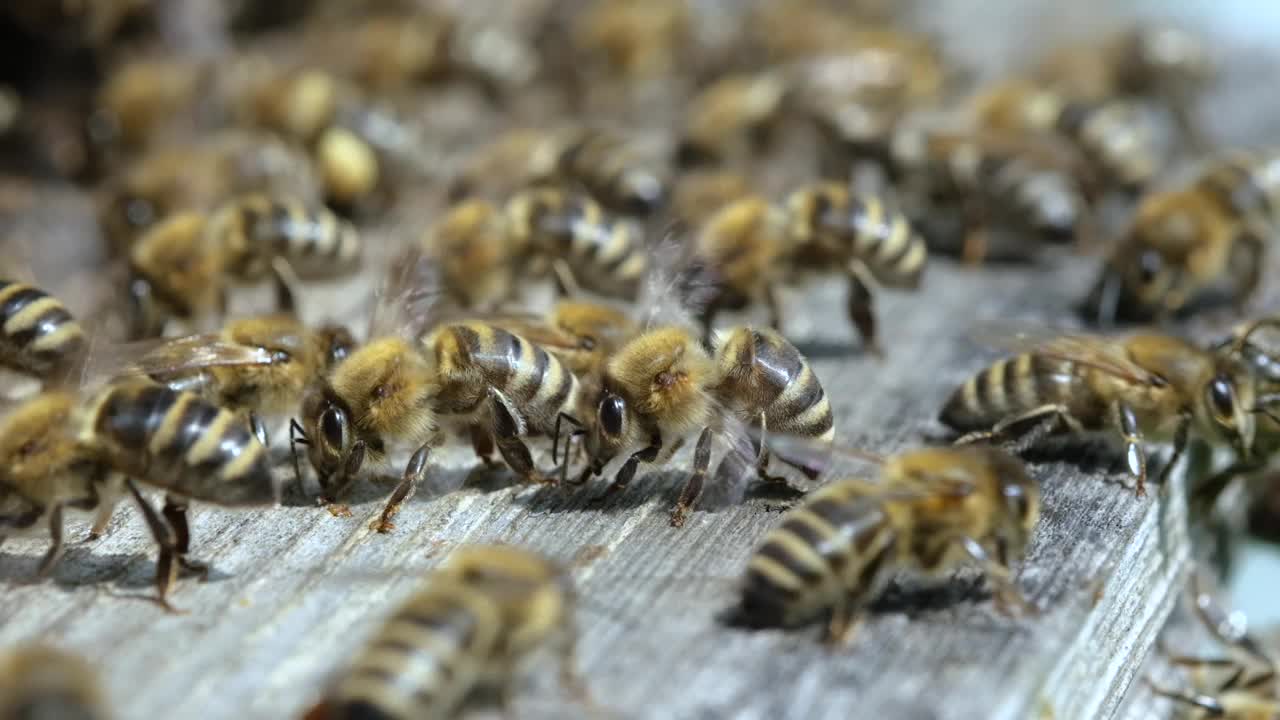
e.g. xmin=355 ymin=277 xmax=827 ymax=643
xmin=745 ymin=427 xmax=885 ymax=479
xmin=82 ymin=334 xmax=276 ymax=383
xmin=698 ymin=412 xmax=762 ymax=511
xmin=365 ymin=241 xmax=445 ymax=341
xmin=636 ymin=222 xmax=713 ymax=331
xmin=970 ymin=322 xmax=1163 ymax=386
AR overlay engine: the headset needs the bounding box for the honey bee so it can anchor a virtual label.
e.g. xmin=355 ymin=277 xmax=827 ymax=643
xmin=972 ymin=79 xmax=1162 ymax=194
xmin=691 ymin=183 xmax=927 ymax=354
xmin=305 ymin=544 xmax=591 ymax=719
xmin=676 ymin=72 xmax=790 ymax=168
xmin=425 ymin=188 xmax=648 ymax=306
xmin=450 ymin=127 xmax=666 ymax=216
xmin=579 ymin=324 xmax=833 ymax=527
xmin=881 ymin=127 xmax=1092 ymax=263
xmin=939 ymin=329 xmax=1260 ymax=498
xmin=88 ymin=55 xmax=209 ymax=153
xmin=1147 ymin=575 xmax=1278 ymax=718
xmin=482 ymin=300 xmax=639 ymax=383
xmin=668 ymin=169 xmax=753 ymax=227
xmin=0 ymin=276 xmax=86 ymax=382
xmin=734 ymin=445 xmax=1039 ymax=643
xmin=298 ymin=319 xmax=583 ymax=533
xmin=571 ymin=0 xmax=691 ymax=85
xmin=0 ymin=646 xmax=110 ymax=720
xmin=1084 ymin=150 xmax=1277 ymax=325
xmin=127 ymin=193 xmax=361 ymax=337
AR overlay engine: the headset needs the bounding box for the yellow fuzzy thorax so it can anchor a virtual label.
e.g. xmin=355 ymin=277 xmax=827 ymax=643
xmin=606 ymin=327 xmax=716 ymax=427
xmin=330 ymin=337 xmax=437 ymax=442
xmin=0 ymin=392 xmax=80 ymax=487
xmin=130 ymin=211 xmax=223 ymax=307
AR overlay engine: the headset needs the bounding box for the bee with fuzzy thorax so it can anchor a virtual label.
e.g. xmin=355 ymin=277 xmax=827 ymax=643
xmin=424 ymin=188 xmax=648 ymax=308
xmin=89 ymin=55 xmax=209 ymax=155
xmin=690 ymin=182 xmax=926 ymax=354
xmin=972 ymin=79 xmax=1162 ymax=195
xmin=735 ymin=444 xmax=1039 ymax=643
xmin=0 ymin=645 xmax=110 ymax=720
xmin=298 ymin=319 xmax=583 ymax=533
xmin=127 ymin=192 xmax=361 ymax=338
xmin=1084 ymin=150 xmax=1280 ymax=326
xmin=940 ymin=329 xmax=1261 ymax=498
xmin=579 ymin=324 xmax=833 ymax=527
xmin=676 ymin=72 xmax=790 ymax=169
xmin=668 ymin=169 xmax=753 ymax=227
xmin=0 ymin=277 xmax=85 ymax=383
xmin=450 ymin=127 xmax=667 ymax=217
xmin=304 ymin=545 xmax=593 ymax=720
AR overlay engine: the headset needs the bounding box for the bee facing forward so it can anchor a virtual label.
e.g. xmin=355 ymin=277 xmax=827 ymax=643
xmin=691 ymin=183 xmax=927 ymax=354
xmin=940 ymin=330 xmax=1259 ymax=498
xmin=580 ymin=324 xmax=833 ymax=527
xmin=128 ymin=193 xmax=361 ymax=337
xmin=1085 ymin=150 xmax=1279 ymax=325
xmin=736 ymin=445 xmax=1039 ymax=643
xmin=306 ymin=545 xmax=590 ymax=720
xmin=0 ymin=646 xmax=110 ymax=720
xmin=0 ymin=277 xmax=85 ymax=382
xmin=298 ymin=320 xmax=582 ymax=532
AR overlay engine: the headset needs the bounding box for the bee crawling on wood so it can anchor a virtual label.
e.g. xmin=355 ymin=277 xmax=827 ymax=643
xmin=0 ymin=645 xmax=110 ymax=720
xmin=940 ymin=327 xmax=1261 ymax=498
xmin=304 ymin=544 xmax=595 ymax=720
xmin=732 ymin=440 xmax=1040 ymax=644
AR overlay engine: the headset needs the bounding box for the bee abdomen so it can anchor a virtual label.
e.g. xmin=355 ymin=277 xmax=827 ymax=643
xmin=0 ymin=279 xmax=85 ymax=377
xmin=724 ymin=328 xmax=834 ymax=442
xmin=247 ymin=198 xmax=362 ymax=269
xmin=939 ymin=354 xmax=1067 ymax=431
xmin=991 ymin=159 xmax=1084 ymax=242
xmin=1199 ymin=152 xmax=1280 ymax=225
xmin=843 ymin=196 xmax=927 ymax=288
xmin=90 ymin=383 xmax=274 ymax=505
xmin=1059 ymin=101 xmax=1157 ymax=190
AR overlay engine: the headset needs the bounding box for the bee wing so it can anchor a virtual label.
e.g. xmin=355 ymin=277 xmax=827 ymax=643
xmin=82 ymin=334 xmax=276 ymax=383
xmin=698 ymin=414 xmax=762 ymax=511
xmin=744 ymin=427 xmax=884 ymax=478
xmin=970 ymin=323 xmax=1163 ymax=386
xmin=365 ymin=242 xmax=445 ymax=341
xmin=636 ymin=222 xmax=712 ymax=331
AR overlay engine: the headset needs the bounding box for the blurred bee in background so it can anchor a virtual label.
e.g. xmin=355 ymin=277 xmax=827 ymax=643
xmin=971 ymin=79 xmax=1163 ymax=196
xmin=578 ymin=324 xmax=833 ymax=527
xmin=676 ymin=71 xmax=790 ymax=169
xmin=668 ymin=169 xmax=753 ymax=227
xmin=0 ymin=646 xmax=110 ymax=720
xmin=734 ymin=444 xmax=1039 ymax=643
xmin=450 ymin=126 xmax=667 ymax=217
xmin=1147 ymin=574 xmax=1279 ymax=717
xmin=304 ymin=545 xmax=593 ymax=719
xmin=1035 ymin=24 xmax=1213 ymax=149
xmin=1084 ymin=150 xmax=1278 ymax=325
xmin=97 ymin=130 xmax=320 ymax=256
xmin=689 ymin=182 xmax=927 ymax=354
xmin=567 ymin=0 xmax=692 ymax=91
xmin=1 ymin=0 xmax=154 ymax=50
xmin=940 ymin=328 xmax=1260 ymax=498
xmin=0 ymin=274 xmax=85 ymax=384
xmin=87 ymin=55 xmax=210 ymax=156
xmin=127 ymin=192 xmax=361 ymax=338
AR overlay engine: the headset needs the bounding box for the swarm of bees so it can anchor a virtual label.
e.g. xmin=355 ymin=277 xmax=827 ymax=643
xmin=5 ymin=0 xmax=1280 ymax=717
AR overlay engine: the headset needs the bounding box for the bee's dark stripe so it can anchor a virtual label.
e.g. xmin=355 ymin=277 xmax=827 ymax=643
xmin=753 ymin=333 xmax=803 ymax=407
xmin=544 ymin=360 xmax=575 ymax=414
xmin=167 ymin=395 xmax=223 ymax=459
xmin=526 ymin=343 xmax=551 ymax=401
xmin=755 ymin=538 xmax=824 ymax=587
xmin=773 ymin=373 xmax=824 ymax=427
xmin=6 ymin=305 xmax=74 ymax=348
xmin=972 ymin=365 xmax=994 ymax=416
xmin=400 ymin=603 xmax=479 ymax=650
xmin=333 ymin=699 xmax=399 ymax=720
xmin=98 ymin=384 xmax=176 ymax=451
xmin=854 ymin=535 xmax=893 ymax=593
xmin=1 ymin=286 xmax=46 ymax=323
xmin=792 ymin=395 xmax=834 ymax=438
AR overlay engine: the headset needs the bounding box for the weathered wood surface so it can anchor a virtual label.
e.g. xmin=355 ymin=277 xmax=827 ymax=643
xmin=0 ymin=243 xmax=1194 ymax=720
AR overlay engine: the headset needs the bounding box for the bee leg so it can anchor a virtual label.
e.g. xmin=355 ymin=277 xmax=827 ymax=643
xmin=846 ymin=260 xmax=883 ymax=357
xmin=1142 ymin=678 xmax=1225 ymax=716
xmin=698 ymin=296 xmax=723 ymax=346
xmin=960 ymin=199 xmax=989 ymax=266
xmin=162 ymin=495 xmax=208 ymax=579
xmin=469 ymin=424 xmax=499 ymax=469
xmin=489 ymin=390 xmax=551 ymax=485
xmin=319 ymin=441 xmax=367 ymax=516
xmin=249 ymin=411 xmax=269 ymax=448
xmin=87 ymin=475 xmax=123 ymax=541
xmin=374 ymin=444 xmax=430 ymax=534
xmin=594 ymin=433 xmax=663 ymax=502
xmin=671 ymin=426 xmax=714 ymax=527
xmin=764 ymin=283 xmax=783 ymax=332
xmin=954 ymin=403 xmax=1075 ymax=449
xmin=554 ymin=621 xmax=595 ymax=711
xmin=269 ymin=256 xmax=302 ymax=315
xmin=1155 ymin=413 xmax=1191 ymax=493
xmin=962 ymin=537 xmax=1036 ymax=617
xmin=124 ymin=479 xmax=184 ymax=614
xmin=1110 ymin=402 xmax=1148 ymax=497
xmin=551 ymin=412 xmax=583 ymax=467
xmin=35 ymin=503 xmax=66 ymax=579
xmin=823 ymin=597 xmax=864 ymax=647
xmin=1231 ymin=228 xmax=1266 ymax=311
xmin=552 ymin=259 xmax=582 ymax=298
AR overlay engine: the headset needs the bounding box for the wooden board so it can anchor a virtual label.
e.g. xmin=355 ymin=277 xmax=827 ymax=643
xmin=0 ymin=246 xmax=1194 ymax=720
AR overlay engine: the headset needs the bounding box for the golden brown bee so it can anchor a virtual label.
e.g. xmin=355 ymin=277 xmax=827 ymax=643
xmin=482 ymin=300 xmax=639 ymax=383
xmin=135 ymin=314 xmax=355 ymax=444
xmin=972 ymin=79 xmax=1162 ymax=194
xmin=451 ymin=127 xmax=667 ymax=217
xmin=127 ymin=193 xmax=361 ymax=337
xmin=735 ymin=445 xmax=1039 ymax=643
xmin=298 ymin=321 xmax=582 ymax=533
xmin=571 ymin=0 xmax=691 ymax=84
xmin=0 ymin=645 xmax=110 ymax=720
xmin=580 ymin=324 xmax=833 ymax=527
xmin=677 ymin=72 xmax=790 ymax=168
xmin=97 ymin=131 xmax=319 ymax=255
xmin=691 ymin=183 xmax=927 ymax=353
xmin=0 ymin=277 xmax=85 ymax=381
xmin=669 ymin=169 xmax=753 ymax=227
xmin=1147 ymin=576 xmax=1279 ymax=718
xmin=939 ymin=330 xmax=1259 ymax=498
xmin=1084 ymin=150 xmax=1277 ymax=325
xmin=305 ymin=544 xmax=590 ymax=720
xmin=89 ymin=56 xmax=208 ymax=152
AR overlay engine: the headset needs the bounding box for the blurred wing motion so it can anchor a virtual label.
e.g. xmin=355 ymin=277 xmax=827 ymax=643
xmin=970 ymin=322 xmax=1163 ymax=386
xmin=636 ymin=222 xmax=712 ymax=331
xmin=365 ymin=242 xmax=444 ymax=341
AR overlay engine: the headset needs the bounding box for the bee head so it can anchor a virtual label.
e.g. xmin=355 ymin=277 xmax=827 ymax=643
xmin=983 ymin=448 xmax=1041 ymax=552
xmin=585 ymin=389 xmax=632 ymax=474
xmin=1198 ymin=362 xmax=1257 ymax=461
xmin=315 ymin=324 xmax=357 ymax=369
xmin=300 ymin=385 xmax=363 ymax=491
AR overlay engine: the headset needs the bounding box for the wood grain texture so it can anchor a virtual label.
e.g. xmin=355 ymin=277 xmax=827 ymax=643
xmin=0 ymin=246 xmax=1193 ymax=720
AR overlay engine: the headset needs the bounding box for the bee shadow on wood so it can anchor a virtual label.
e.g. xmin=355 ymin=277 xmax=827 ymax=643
xmin=0 ymin=545 xmax=226 ymax=596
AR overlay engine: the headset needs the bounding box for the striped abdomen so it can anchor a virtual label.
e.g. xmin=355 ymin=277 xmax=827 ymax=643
xmin=976 ymin=151 xmax=1086 ymax=243
xmin=714 ymin=327 xmax=834 ymax=443
xmin=790 ymin=185 xmax=926 ymax=288
xmin=739 ymin=480 xmax=894 ymax=627
xmin=939 ymin=353 xmax=1097 ymax=432
xmin=0 ymin=279 xmax=84 ymax=379
xmin=557 ymin=130 xmax=666 ymax=215
xmin=82 ymin=382 xmax=275 ymax=505
xmin=222 ymin=195 xmax=361 ymax=275
xmin=508 ymin=190 xmax=647 ymax=299
xmin=1196 ymin=151 xmax=1280 ymax=227
xmin=1056 ymin=100 xmax=1159 ymax=191
xmin=324 ymin=585 xmax=497 ymax=720
xmin=432 ymin=323 xmax=579 ymax=431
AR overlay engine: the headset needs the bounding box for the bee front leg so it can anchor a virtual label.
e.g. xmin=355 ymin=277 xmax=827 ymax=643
xmin=162 ymin=495 xmax=208 ymax=579
xmin=552 ymin=259 xmax=582 ymax=298
xmin=671 ymin=427 xmax=714 ymax=527
xmin=320 ymin=441 xmax=367 ymax=517
xmin=469 ymin=424 xmax=499 ymax=468
xmin=1110 ymin=401 xmax=1148 ymax=497
xmin=961 ymin=537 xmax=1036 ymax=617
xmin=594 ymin=433 xmax=663 ymax=503
xmin=269 ymin=256 xmax=302 ymax=316
xmin=763 ymin=283 xmax=783 ymax=333
xmin=823 ymin=595 xmax=864 ymax=647
xmin=125 ymin=480 xmax=184 ymax=613
xmin=846 ymin=260 xmax=883 ymax=357
xmin=1156 ymin=414 xmax=1192 ymax=495
xmin=35 ymin=504 xmax=66 ymax=579
xmin=374 ymin=444 xmax=430 ymax=534
xmin=248 ymin=411 xmax=269 ymax=448
xmin=489 ymin=390 xmax=551 ymax=485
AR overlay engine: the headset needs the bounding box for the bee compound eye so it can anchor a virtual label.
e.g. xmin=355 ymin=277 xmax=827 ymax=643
xmin=320 ymin=407 xmax=346 ymax=449
xmin=599 ymin=395 xmax=625 ymax=437
xmin=1209 ymin=377 xmax=1235 ymax=420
